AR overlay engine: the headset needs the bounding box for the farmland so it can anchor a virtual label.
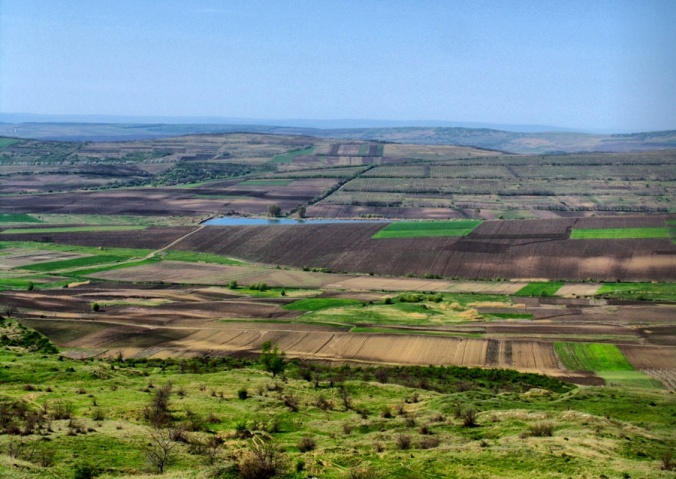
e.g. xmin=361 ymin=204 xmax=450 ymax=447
xmin=372 ymin=220 xmax=482 ymax=238
xmin=0 ymin=130 xmax=675 ymax=478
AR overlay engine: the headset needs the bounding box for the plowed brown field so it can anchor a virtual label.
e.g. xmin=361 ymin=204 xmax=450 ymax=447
xmin=169 ymin=216 xmax=676 ymax=281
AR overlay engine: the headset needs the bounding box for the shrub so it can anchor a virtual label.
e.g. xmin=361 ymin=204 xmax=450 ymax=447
xmin=73 ymin=463 xmax=100 ymax=479
xmin=228 ymin=280 xmax=238 ymax=289
xmin=529 ymin=421 xmax=554 ymax=437
xmin=419 ymin=436 xmax=440 ymax=449
xmin=462 ymin=407 xmax=478 ymax=428
xmin=396 ymin=434 xmax=412 ymax=450
xmin=238 ymin=388 xmax=249 ymax=400
xmin=283 ymin=394 xmax=300 ymax=412
xmin=347 ymin=466 xmax=380 ymax=479
xmin=662 ymin=448 xmax=674 ymax=471
xmin=238 ymin=439 xmax=288 ymax=479
xmin=91 ymin=303 xmax=100 ymax=312
xmin=297 ymin=436 xmax=317 ymax=452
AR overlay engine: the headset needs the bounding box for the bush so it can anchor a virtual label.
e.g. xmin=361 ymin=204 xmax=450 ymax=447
xmin=73 ymin=463 xmax=100 ymax=479
xmin=419 ymin=436 xmax=440 ymax=449
xmin=297 ymin=436 xmax=317 ymax=452
xmin=347 ymin=466 xmax=380 ymax=479
xmin=238 ymin=388 xmax=248 ymax=400
xmin=396 ymin=434 xmax=412 ymax=450
xmin=529 ymin=421 xmax=554 ymax=437
xmin=91 ymin=303 xmax=100 ymax=312
xmin=462 ymin=407 xmax=478 ymax=428
xmin=238 ymin=439 xmax=287 ymax=479
xmin=228 ymin=280 xmax=238 ymax=289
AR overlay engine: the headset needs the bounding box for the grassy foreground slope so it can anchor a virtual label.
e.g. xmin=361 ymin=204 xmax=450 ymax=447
xmin=0 ymin=321 xmax=675 ymax=479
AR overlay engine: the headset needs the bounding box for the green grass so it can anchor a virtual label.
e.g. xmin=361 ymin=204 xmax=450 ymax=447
xmin=1 ymin=342 xmax=674 ymax=479
xmin=0 ymin=278 xmax=43 ymax=291
xmin=283 ymin=297 xmax=364 ymax=311
xmin=372 ymin=220 xmax=482 ymax=239
xmin=0 ymin=138 xmax=20 ymax=148
xmin=554 ymin=342 xmax=661 ymax=388
xmin=160 ymin=250 xmax=245 ymax=265
xmin=0 ymin=213 xmax=43 ymax=223
xmin=514 ymin=282 xmax=564 ymax=297
xmin=596 ymin=282 xmax=676 ymax=301
xmin=555 ymin=342 xmax=634 ymax=371
xmin=0 ymin=241 xmax=153 ymax=258
xmin=239 ymin=179 xmax=294 ymax=186
xmin=270 ymin=147 xmax=315 ymax=163
xmin=0 ymin=225 xmax=146 ymax=234
xmin=570 ymin=227 xmax=670 ymax=239
xmin=358 ymin=144 xmax=369 ymax=155
xmin=16 ymin=255 xmax=128 ymax=272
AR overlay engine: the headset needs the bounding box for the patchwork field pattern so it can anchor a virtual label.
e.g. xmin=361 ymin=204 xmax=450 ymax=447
xmin=168 ymin=216 xmax=676 ymax=281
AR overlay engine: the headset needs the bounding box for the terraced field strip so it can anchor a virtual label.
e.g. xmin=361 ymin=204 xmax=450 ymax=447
xmin=0 ymin=225 xmax=147 ymax=234
xmin=239 ymin=179 xmax=293 ymax=186
xmin=570 ymin=227 xmax=670 ymax=239
xmin=514 ymin=282 xmax=564 ymax=297
xmin=372 ymin=220 xmax=482 ymax=239
xmin=270 ymin=147 xmax=315 ymax=163
xmin=283 ymin=298 xmax=364 ymax=311
xmin=554 ymin=342 xmax=661 ymax=388
xmin=596 ymin=282 xmax=676 ymax=301
xmin=16 ymin=254 xmax=129 ymax=272
xmin=556 ymin=283 xmax=602 ymax=296
xmin=0 ymin=213 xmax=43 ymax=223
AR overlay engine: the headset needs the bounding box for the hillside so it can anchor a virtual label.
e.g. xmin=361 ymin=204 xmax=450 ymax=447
xmin=1 ymin=123 xmax=676 ymax=153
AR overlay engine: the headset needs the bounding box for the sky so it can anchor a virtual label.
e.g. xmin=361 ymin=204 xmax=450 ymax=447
xmin=1 ymin=0 xmax=675 ymax=132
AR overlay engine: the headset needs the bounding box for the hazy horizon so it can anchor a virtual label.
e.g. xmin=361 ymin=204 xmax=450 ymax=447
xmin=2 ymin=1 xmax=675 ymax=132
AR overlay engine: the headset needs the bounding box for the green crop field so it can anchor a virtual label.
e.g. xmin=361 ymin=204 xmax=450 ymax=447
xmin=570 ymin=227 xmax=670 ymax=239
xmin=0 ymin=138 xmax=20 ymax=148
xmin=161 ymin=250 xmax=245 ymax=266
xmin=283 ymin=298 xmax=364 ymax=311
xmin=555 ymin=343 xmax=634 ymax=371
xmin=372 ymin=220 xmax=482 ymax=239
xmin=0 ymin=213 xmax=43 ymax=223
xmin=596 ymin=282 xmax=676 ymax=301
xmin=554 ymin=343 xmax=660 ymax=388
xmin=0 ymin=225 xmax=147 ymax=234
xmin=17 ymin=255 xmax=128 ymax=272
xmin=270 ymin=147 xmax=315 ymax=163
xmin=514 ymin=282 xmax=564 ymax=297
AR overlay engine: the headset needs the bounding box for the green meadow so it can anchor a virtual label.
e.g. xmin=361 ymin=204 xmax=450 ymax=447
xmin=372 ymin=220 xmax=482 ymax=239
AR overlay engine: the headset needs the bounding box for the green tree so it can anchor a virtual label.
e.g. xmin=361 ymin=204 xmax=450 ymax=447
xmin=268 ymin=204 xmax=281 ymax=217
xmin=260 ymin=341 xmax=286 ymax=377
xmin=297 ymin=205 xmax=307 ymax=218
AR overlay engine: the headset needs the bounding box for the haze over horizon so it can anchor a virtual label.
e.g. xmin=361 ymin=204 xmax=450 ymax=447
xmin=1 ymin=0 xmax=675 ymax=133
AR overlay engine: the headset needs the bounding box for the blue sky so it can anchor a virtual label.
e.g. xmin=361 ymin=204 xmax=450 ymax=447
xmin=1 ymin=0 xmax=675 ymax=132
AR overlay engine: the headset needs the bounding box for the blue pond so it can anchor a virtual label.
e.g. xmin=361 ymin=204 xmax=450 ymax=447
xmin=204 ymin=217 xmax=389 ymax=226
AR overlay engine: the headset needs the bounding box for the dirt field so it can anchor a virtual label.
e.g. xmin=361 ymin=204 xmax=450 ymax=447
xmin=169 ymin=217 xmax=676 ymax=281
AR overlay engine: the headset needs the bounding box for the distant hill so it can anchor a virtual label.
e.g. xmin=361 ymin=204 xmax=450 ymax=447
xmin=0 ymin=121 xmax=674 ymax=154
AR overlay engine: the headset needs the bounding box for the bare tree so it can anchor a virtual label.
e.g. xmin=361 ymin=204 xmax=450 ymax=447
xmin=145 ymin=427 xmax=176 ymax=474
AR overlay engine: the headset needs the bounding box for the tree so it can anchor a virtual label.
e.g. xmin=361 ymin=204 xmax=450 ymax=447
xmin=268 ymin=204 xmax=281 ymax=217
xmin=260 ymin=341 xmax=286 ymax=377
xmin=297 ymin=205 xmax=307 ymax=218
xmin=145 ymin=427 xmax=176 ymax=474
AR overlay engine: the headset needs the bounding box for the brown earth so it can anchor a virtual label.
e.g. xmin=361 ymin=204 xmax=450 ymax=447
xmin=168 ymin=217 xmax=676 ymax=281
